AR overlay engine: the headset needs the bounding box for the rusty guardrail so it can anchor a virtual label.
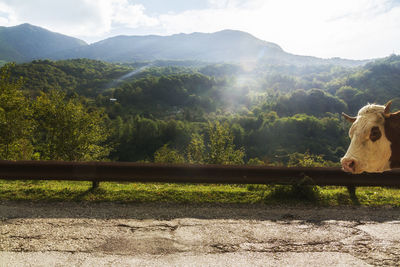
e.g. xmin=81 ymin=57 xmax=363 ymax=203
xmin=0 ymin=160 xmax=399 ymax=188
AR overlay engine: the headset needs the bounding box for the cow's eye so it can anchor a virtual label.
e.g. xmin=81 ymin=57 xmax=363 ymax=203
xmin=369 ymin=126 xmax=381 ymax=142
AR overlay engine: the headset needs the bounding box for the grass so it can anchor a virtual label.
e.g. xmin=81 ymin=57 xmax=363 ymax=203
xmin=1 ymin=179 xmax=400 ymax=206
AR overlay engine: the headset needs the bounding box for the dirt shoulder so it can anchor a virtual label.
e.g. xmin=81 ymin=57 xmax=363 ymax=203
xmin=1 ymin=201 xmax=400 ymax=221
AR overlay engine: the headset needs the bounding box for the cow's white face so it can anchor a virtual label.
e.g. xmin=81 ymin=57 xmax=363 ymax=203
xmin=341 ymin=104 xmax=392 ymax=174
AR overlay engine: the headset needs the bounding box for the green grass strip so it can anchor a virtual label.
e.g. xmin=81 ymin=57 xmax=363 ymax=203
xmin=1 ymin=180 xmax=400 ymax=206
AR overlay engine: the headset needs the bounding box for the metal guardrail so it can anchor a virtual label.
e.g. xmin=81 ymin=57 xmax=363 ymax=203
xmin=0 ymin=160 xmax=399 ymax=188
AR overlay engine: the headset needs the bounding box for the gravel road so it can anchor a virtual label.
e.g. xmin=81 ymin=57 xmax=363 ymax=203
xmin=1 ymin=201 xmax=400 ymax=266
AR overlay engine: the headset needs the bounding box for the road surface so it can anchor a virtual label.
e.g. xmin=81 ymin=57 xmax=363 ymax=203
xmin=1 ymin=201 xmax=400 ymax=266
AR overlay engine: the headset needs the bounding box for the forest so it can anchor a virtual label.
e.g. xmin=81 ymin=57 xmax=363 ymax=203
xmin=1 ymin=55 xmax=400 ymax=166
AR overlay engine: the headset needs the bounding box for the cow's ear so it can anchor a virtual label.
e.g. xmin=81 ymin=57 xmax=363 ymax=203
xmin=342 ymin=112 xmax=356 ymax=123
xmin=384 ymin=100 xmax=392 ymax=115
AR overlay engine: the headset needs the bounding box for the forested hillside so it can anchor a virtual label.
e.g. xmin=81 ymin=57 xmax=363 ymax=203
xmin=2 ymin=55 xmax=399 ymax=165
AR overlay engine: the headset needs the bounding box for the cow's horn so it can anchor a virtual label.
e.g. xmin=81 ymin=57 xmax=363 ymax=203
xmin=384 ymin=100 xmax=392 ymax=115
xmin=342 ymin=112 xmax=356 ymax=123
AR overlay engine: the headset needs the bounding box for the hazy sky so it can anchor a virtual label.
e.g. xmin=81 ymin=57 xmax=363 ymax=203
xmin=0 ymin=0 xmax=399 ymax=59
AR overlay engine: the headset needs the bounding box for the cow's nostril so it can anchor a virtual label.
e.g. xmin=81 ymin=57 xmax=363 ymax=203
xmin=341 ymin=158 xmax=356 ymax=173
xmin=349 ymin=161 xmax=355 ymax=169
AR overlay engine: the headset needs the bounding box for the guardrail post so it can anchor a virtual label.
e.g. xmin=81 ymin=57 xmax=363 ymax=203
xmin=347 ymin=185 xmax=358 ymax=204
xmin=92 ymin=181 xmax=99 ymax=189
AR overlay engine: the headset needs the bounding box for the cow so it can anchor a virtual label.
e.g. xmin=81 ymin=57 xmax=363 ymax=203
xmin=341 ymin=101 xmax=400 ymax=174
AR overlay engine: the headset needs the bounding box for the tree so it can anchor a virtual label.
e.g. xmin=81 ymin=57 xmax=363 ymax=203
xmin=0 ymin=64 xmax=33 ymax=160
xmin=206 ymin=121 xmax=245 ymax=165
xmin=335 ymin=86 xmax=366 ymax=114
xmin=186 ymin=133 xmax=206 ymax=164
xmin=154 ymin=122 xmax=246 ymax=165
xmin=154 ymin=144 xmax=185 ymax=164
xmin=33 ymin=90 xmax=110 ymax=161
xmin=288 ymin=151 xmax=330 ymax=167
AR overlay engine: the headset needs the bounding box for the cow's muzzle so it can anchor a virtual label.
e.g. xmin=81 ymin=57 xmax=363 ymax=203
xmin=341 ymin=158 xmax=356 ymax=173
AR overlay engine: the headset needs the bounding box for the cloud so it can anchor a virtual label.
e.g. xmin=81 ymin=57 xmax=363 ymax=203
xmin=0 ymin=1 xmax=17 ymax=25
xmin=158 ymin=0 xmax=400 ymax=59
xmin=1 ymin=0 xmax=107 ymax=35
xmin=0 ymin=0 xmax=158 ymax=38
xmin=109 ymin=0 xmax=158 ymax=28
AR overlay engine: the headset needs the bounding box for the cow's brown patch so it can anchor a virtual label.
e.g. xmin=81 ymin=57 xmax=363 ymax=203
xmin=384 ymin=111 xmax=400 ymax=168
xmin=369 ymin=126 xmax=382 ymax=142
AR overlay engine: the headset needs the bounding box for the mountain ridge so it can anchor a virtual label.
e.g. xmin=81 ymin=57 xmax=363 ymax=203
xmin=0 ymin=24 xmax=369 ymax=66
xmin=0 ymin=23 xmax=87 ymax=62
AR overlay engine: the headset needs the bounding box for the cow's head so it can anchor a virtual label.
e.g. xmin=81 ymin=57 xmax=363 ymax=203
xmin=341 ymin=101 xmax=400 ymax=174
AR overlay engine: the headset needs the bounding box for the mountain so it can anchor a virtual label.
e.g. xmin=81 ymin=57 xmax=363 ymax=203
xmin=55 ymin=29 xmax=368 ymax=66
xmin=0 ymin=23 xmax=87 ymax=62
xmin=0 ymin=24 xmax=368 ymax=67
xmin=56 ymin=30 xmax=284 ymax=62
